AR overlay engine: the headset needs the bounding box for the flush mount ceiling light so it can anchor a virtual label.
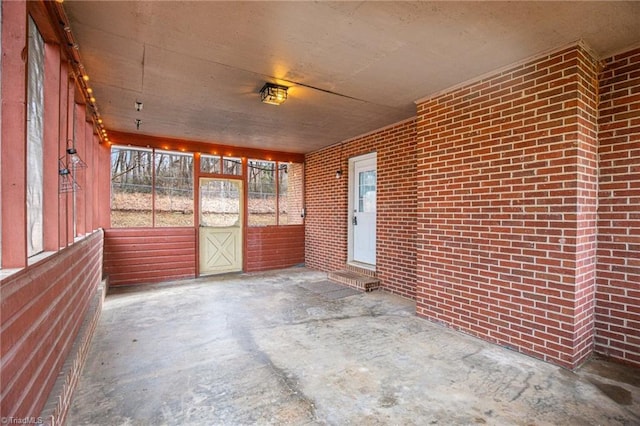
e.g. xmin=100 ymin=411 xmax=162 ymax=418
xmin=260 ymin=83 xmax=288 ymax=105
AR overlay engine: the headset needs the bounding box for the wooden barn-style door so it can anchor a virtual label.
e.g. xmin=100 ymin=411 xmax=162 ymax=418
xmin=198 ymin=178 xmax=243 ymax=275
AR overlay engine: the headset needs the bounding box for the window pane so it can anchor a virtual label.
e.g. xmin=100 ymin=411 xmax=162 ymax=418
xmin=200 ymin=154 xmax=221 ymax=174
xmin=27 ymin=17 xmax=44 ymax=256
xmin=154 ymin=150 xmax=194 ymax=227
xmin=110 ymin=147 xmax=153 ymax=227
xmin=248 ymin=160 xmax=276 ymax=226
xmin=278 ymin=162 xmax=304 ymax=225
xmin=358 ymin=170 xmax=376 ymax=213
xmin=223 ymin=157 xmax=242 ymax=176
xmin=200 ymin=179 xmax=240 ymax=227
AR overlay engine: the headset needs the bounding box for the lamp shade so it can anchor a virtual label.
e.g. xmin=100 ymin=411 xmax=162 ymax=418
xmin=260 ymin=83 xmax=288 ymax=105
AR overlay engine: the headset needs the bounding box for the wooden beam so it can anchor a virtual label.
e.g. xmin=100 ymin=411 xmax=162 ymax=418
xmin=108 ymin=130 xmax=306 ymax=164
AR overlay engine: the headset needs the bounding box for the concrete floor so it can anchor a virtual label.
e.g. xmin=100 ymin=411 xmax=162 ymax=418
xmin=68 ymin=267 xmax=640 ymax=425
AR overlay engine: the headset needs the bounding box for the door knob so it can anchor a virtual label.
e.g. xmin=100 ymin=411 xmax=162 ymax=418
xmin=353 ymin=216 xmax=358 ymax=226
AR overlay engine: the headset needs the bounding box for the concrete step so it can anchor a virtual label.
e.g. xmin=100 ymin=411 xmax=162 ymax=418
xmin=328 ymin=269 xmax=380 ymax=292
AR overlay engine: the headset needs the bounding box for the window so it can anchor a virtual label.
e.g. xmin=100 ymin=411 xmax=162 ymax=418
xmin=200 ymin=179 xmax=241 ymax=227
xmin=26 ymin=17 xmax=45 ymax=256
xmin=154 ymin=150 xmax=194 ymax=227
xmin=248 ymin=160 xmax=304 ymax=226
xmin=111 ymin=149 xmax=301 ymax=228
xmin=110 ymin=147 xmax=154 ymax=227
xmin=223 ymin=157 xmax=242 ymax=175
xmin=200 ymin=155 xmax=242 ymax=176
xmin=111 ymin=147 xmax=194 ymax=227
xmin=200 ymin=154 xmax=221 ymax=174
xmin=358 ymin=170 xmax=377 ymax=213
xmin=248 ymin=160 xmax=276 ymax=226
xmin=279 ymin=162 xmax=304 ymax=225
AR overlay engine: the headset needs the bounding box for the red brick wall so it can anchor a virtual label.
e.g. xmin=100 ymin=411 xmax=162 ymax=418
xmin=377 ymin=121 xmax=418 ymax=299
xmin=571 ymin=47 xmax=600 ymax=367
xmin=1 ymin=230 xmax=104 ymax=419
xmin=415 ymin=44 xmax=599 ymax=369
xmin=246 ymin=225 xmax=305 ymax=272
xmin=305 ymin=119 xmax=417 ymax=298
xmin=596 ymin=47 xmax=640 ymax=367
xmin=305 ymin=143 xmax=349 ymax=273
xmin=104 ymin=228 xmax=196 ymax=286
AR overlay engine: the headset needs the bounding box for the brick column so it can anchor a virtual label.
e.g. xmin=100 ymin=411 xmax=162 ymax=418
xmin=415 ymin=44 xmax=599 ymax=369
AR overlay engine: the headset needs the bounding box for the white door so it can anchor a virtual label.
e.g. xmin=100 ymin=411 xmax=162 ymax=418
xmin=199 ymin=178 xmax=243 ymax=275
xmin=349 ymin=153 xmax=376 ymax=266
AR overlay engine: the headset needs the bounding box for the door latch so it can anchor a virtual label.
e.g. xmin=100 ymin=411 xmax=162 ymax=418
xmin=353 ymin=215 xmax=358 ymax=226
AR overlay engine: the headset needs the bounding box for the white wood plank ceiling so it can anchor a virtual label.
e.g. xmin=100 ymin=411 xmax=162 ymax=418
xmin=64 ymin=1 xmax=640 ymax=153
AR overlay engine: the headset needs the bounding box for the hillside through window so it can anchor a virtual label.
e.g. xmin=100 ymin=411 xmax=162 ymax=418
xmin=248 ymin=160 xmax=304 ymax=226
xmin=111 ymin=147 xmax=194 ymax=227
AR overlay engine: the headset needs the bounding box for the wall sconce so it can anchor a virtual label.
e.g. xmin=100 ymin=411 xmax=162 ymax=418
xmin=336 ymin=169 xmax=343 ymax=179
xmin=66 ymin=147 xmax=87 ymax=170
xmin=135 ymin=101 xmax=143 ymax=111
xmin=260 ymin=83 xmax=288 ymax=105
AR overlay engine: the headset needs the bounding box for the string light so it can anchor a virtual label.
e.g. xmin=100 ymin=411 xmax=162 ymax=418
xmin=54 ymin=1 xmax=109 ymax=143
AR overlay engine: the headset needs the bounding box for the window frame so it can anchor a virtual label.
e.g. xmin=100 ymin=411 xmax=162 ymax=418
xmin=247 ymin=159 xmax=304 ymax=227
xmin=110 ymin=146 xmax=196 ymax=228
xmin=26 ymin=15 xmax=45 ymax=258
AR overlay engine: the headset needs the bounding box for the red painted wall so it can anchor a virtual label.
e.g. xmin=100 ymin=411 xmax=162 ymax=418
xmin=0 ymin=230 xmax=104 ymax=419
xmin=305 ymin=119 xmax=417 ymax=298
xmin=104 ymin=228 xmax=197 ymax=286
xmin=246 ymin=225 xmax=305 ymax=272
xmin=1 ymin=0 xmax=28 ymax=268
xmin=596 ymin=47 xmax=640 ymax=367
xmin=0 ymin=1 xmax=112 ymax=421
xmin=104 ymin=225 xmax=304 ymax=282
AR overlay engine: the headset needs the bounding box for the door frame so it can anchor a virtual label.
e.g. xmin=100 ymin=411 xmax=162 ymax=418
xmin=347 ymin=151 xmax=377 ymax=269
xmin=197 ymin=176 xmax=244 ymax=276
